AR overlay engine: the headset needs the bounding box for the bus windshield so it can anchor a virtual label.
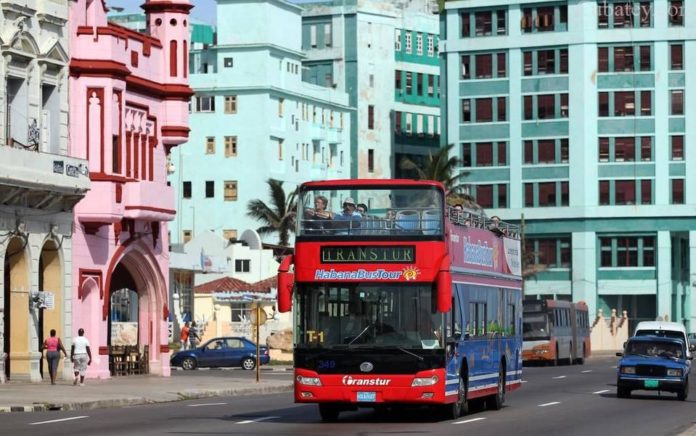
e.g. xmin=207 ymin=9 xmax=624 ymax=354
xmin=297 ymin=186 xmax=444 ymax=237
xmin=295 ymin=283 xmax=444 ymax=350
xmin=523 ymin=313 xmax=549 ymax=340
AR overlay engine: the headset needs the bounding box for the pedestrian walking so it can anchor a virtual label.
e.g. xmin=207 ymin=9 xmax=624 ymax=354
xmin=71 ymin=328 xmax=92 ymax=386
xmin=180 ymin=322 xmax=191 ymax=350
xmin=189 ymin=321 xmax=201 ymax=348
xmin=43 ymin=329 xmax=67 ymax=385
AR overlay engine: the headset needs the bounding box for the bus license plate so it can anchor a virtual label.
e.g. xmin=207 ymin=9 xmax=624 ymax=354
xmin=644 ymin=380 xmax=659 ymax=388
xmin=357 ymin=392 xmax=376 ymax=402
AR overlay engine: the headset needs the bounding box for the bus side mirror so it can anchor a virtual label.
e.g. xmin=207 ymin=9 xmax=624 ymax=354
xmin=436 ymin=256 xmax=452 ymax=313
xmin=615 ymin=352 xmax=623 ymax=357
xmin=277 ymin=255 xmax=294 ymax=313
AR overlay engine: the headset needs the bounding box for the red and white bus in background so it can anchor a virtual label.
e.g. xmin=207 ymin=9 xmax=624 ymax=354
xmin=522 ymin=299 xmax=591 ymax=365
xmin=277 ymin=179 xmax=523 ymax=421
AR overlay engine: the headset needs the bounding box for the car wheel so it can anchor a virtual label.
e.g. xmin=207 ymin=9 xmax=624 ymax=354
xmin=318 ymin=403 xmax=340 ymax=422
xmin=442 ymin=374 xmax=467 ymax=419
xmin=241 ymin=357 xmax=256 ymax=370
xmin=677 ymin=380 xmax=688 ymax=401
xmin=577 ymin=345 xmax=585 ymax=365
xmin=182 ymin=357 xmax=197 ymax=371
xmin=617 ymin=386 xmax=630 ymax=398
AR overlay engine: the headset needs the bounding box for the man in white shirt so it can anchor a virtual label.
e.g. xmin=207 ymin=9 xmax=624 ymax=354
xmin=71 ymin=328 xmax=92 ymax=386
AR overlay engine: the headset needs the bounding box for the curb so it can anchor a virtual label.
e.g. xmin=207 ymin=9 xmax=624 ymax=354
xmin=0 ymin=384 xmax=293 ymax=413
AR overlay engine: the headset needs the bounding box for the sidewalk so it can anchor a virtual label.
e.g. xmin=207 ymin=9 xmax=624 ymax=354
xmin=0 ymin=367 xmax=293 ymax=413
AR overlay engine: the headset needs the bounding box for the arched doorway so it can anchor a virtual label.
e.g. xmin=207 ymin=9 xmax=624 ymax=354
xmin=3 ymin=236 xmax=30 ymax=380
xmin=39 ymin=240 xmax=62 ymax=380
xmin=109 ymin=264 xmax=139 ymax=348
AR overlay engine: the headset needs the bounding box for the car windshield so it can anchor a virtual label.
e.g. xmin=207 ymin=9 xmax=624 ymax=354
xmin=635 ymin=329 xmax=685 ymax=343
xmin=625 ymin=340 xmax=684 ymax=359
xmin=523 ymin=313 xmax=549 ymax=340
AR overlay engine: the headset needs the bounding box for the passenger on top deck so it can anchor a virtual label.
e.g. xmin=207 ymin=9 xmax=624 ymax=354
xmin=333 ymin=197 xmax=362 ymax=232
xmin=304 ymin=195 xmax=333 ymax=231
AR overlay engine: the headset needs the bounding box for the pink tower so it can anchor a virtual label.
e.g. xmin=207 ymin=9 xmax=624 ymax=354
xmin=69 ymin=0 xmax=192 ymax=378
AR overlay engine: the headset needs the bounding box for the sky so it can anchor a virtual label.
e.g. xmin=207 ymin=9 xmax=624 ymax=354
xmin=108 ymin=0 xmax=318 ymax=25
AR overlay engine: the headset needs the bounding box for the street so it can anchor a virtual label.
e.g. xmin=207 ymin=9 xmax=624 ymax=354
xmin=1 ymin=354 xmax=694 ymax=436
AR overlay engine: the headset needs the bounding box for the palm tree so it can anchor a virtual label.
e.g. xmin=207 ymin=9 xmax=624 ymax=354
xmin=246 ymin=179 xmax=297 ymax=247
xmin=399 ymin=144 xmax=478 ymax=209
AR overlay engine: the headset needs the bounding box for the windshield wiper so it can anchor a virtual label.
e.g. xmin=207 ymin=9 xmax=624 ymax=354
xmin=391 ymin=346 xmax=424 ymax=361
xmin=348 ymin=324 xmax=372 ymax=346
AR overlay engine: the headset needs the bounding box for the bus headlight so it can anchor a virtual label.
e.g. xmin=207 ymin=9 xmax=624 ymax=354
xmin=667 ymin=368 xmax=683 ymax=377
xmin=296 ymin=375 xmax=322 ymax=386
xmin=411 ymin=376 xmax=439 ymax=387
xmin=620 ymin=366 xmax=636 ymax=374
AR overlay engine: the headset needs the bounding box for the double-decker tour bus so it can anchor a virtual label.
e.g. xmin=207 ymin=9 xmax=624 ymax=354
xmin=276 ymin=179 xmax=523 ymax=421
xmin=522 ymin=299 xmax=591 ymax=365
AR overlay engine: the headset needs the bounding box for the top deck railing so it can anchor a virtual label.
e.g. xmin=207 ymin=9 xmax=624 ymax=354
xmin=299 ymin=205 xmax=520 ymax=239
xmin=447 ymin=206 xmax=521 ymax=240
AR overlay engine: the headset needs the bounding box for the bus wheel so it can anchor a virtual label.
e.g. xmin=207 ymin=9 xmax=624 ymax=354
xmin=577 ymin=345 xmax=585 ymax=365
xmin=318 ymin=403 xmax=340 ymax=422
xmin=443 ymin=375 xmax=467 ymax=420
xmin=487 ymin=368 xmax=506 ymax=410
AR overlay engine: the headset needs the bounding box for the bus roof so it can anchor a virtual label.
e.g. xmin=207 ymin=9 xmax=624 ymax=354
xmin=300 ymin=179 xmax=445 ymax=189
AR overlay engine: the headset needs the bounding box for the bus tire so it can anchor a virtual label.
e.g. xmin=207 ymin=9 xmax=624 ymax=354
xmin=318 ymin=403 xmax=340 ymax=422
xmin=443 ymin=374 xmax=467 ymax=420
xmin=577 ymin=345 xmax=585 ymax=365
xmin=569 ymin=342 xmax=575 ymax=365
xmin=551 ymin=345 xmax=559 ymax=366
xmin=487 ymin=365 xmax=506 ymax=410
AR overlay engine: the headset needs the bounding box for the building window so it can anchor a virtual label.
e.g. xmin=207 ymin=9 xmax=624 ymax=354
xmin=183 ymin=230 xmax=192 ymax=243
xmin=671 ymin=135 xmax=684 ymax=160
xmin=224 ymin=95 xmax=237 ymax=114
xmin=671 ymin=90 xmax=684 ymax=115
xmin=224 ymin=181 xmax=237 ymax=201
xmin=523 ymin=48 xmax=568 ymax=76
xmin=672 ymin=179 xmax=685 ymax=204
xmin=278 ymin=98 xmax=284 ymax=117
xmin=524 ymin=181 xmax=569 ymax=207
xmin=475 ymin=11 xmax=492 ymax=36
xmin=416 ymin=33 xmax=423 ymax=55
xmin=599 ymin=236 xmax=655 ymax=267
xmin=599 ymin=91 xmax=653 ymax=117
xmin=368 ymin=105 xmax=375 ymax=129
xmin=428 ymin=75 xmax=435 ymax=97
xmin=182 ymin=181 xmax=191 ymax=199
xmin=521 ymin=4 xmax=568 ymax=32
xmin=462 ymin=99 xmax=471 ymax=122
xmin=417 ymin=73 xmax=423 ymax=95
xmin=476 ymin=98 xmax=493 ymax=122
xmin=205 ymin=181 xmax=214 ymax=198
xmin=427 ymin=34 xmax=434 ymax=56
xmin=463 ymin=142 xmax=508 ymax=167
xmin=235 ymin=259 xmax=251 ymax=273
xmin=223 ymin=229 xmax=238 ymax=240
xmin=324 ymin=23 xmax=332 ymax=47
xmin=669 ymin=44 xmax=683 ymax=70
xmin=598 ymin=1 xmax=652 ymax=29
xmin=598 ymin=179 xmax=653 ymax=205
xmin=524 ymin=138 xmax=570 ymax=165
xmin=395 ymin=29 xmax=401 ymax=51
xmin=475 ymin=54 xmax=492 ymax=78
xmin=224 ymin=136 xmax=237 ymax=157
xmin=195 ymin=95 xmax=215 ymax=112
xmin=224 ymin=57 xmax=233 ymax=68
xmin=525 ymin=237 xmax=572 ymax=268
xmin=405 ymin=31 xmax=412 ymax=53
xmin=669 ymin=1 xmax=683 ymax=26
xmin=310 ymin=24 xmax=317 ymax=48
xmin=368 ymin=149 xmax=374 ymax=173
xmin=473 ymin=184 xmax=508 ymax=208
xmin=206 ymin=136 xmax=215 ymax=154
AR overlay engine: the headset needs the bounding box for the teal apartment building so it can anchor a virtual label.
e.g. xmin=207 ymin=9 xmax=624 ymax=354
xmin=167 ymin=0 xmax=352 ymax=245
xmin=441 ymin=0 xmax=695 ymax=331
xmin=300 ymin=0 xmax=442 ymax=178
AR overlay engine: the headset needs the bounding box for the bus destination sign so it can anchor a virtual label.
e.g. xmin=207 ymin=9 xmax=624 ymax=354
xmin=321 ymin=246 xmax=415 ymax=263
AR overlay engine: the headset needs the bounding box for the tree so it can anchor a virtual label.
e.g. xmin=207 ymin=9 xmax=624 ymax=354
xmin=399 ymin=144 xmax=478 ymax=209
xmin=246 ymin=179 xmax=297 ymax=247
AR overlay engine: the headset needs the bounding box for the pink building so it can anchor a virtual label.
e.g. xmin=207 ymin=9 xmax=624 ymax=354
xmin=69 ymin=0 xmax=192 ymax=378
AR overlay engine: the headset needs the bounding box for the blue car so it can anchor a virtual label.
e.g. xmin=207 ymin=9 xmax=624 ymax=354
xmin=171 ymin=337 xmax=270 ymax=370
xmin=616 ymin=335 xmax=691 ymax=400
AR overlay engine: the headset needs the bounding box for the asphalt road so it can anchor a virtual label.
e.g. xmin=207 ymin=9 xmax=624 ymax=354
xmin=1 ymin=354 xmax=694 ymax=436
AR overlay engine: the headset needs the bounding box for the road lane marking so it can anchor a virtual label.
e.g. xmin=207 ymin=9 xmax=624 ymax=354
xmin=552 ymin=376 xmax=566 ymax=379
xmin=454 ymin=417 xmax=486 ymax=425
xmin=521 ymin=380 xmax=528 ymax=383
xmin=581 ymin=370 xmax=592 ymax=373
xmin=538 ymin=402 xmax=560 ymax=407
xmin=236 ymin=416 xmax=279 ymax=424
xmin=188 ymin=402 xmax=228 ymax=407
xmin=593 ymin=390 xmax=610 ymax=394
xmin=30 ymin=416 xmax=89 ymax=425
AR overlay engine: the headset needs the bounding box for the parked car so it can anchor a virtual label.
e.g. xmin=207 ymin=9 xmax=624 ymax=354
xmin=171 ymin=337 xmax=270 ymax=370
xmin=634 ymin=320 xmax=694 ymax=359
xmin=616 ymin=335 xmax=690 ymax=401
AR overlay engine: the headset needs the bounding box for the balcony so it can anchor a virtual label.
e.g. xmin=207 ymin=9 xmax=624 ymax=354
xmin=0 ymin=146 xmax=89 ymax=212
xmin=76 ymin=181 xmax=124 ymax=225
xmin=123 ymin=180 xmax=176 ymax=221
